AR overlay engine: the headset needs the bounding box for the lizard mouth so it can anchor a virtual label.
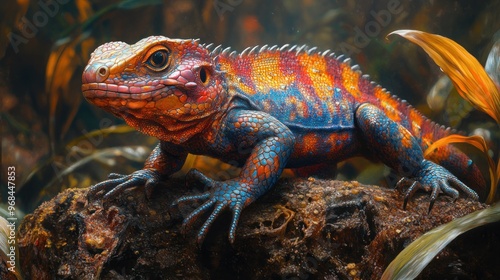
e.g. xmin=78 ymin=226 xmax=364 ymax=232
xmin=81 ymin=82 xmax=168 ymax=101
xmin=82 ymin=82 xmax=192 ymax=114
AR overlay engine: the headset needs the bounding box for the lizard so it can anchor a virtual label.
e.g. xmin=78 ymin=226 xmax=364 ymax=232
xmin=82 ymin=36 xmax=485 ymax=244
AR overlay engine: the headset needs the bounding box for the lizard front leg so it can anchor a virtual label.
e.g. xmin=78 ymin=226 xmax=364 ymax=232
xmin=173 ymin=110 xmax=295 ymax=244
xmin=355 ymin=103 xmax=479 ymax=210
xmin=88 ymin=141 xmax=187 ymax=200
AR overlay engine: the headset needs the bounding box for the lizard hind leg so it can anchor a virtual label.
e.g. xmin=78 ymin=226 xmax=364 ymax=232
xmin=354 ymin=103 xmax=479 ymax=210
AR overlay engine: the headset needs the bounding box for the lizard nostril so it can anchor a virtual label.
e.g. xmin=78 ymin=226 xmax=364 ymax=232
xmin=83 ymin=64 xmax=110 ymax=83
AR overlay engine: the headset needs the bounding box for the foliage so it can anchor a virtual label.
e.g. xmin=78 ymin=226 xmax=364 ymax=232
xmin=389 ymin=29 xmax=500 ymax=203
xmin=383 ymin=29 xmax=500 ymax=279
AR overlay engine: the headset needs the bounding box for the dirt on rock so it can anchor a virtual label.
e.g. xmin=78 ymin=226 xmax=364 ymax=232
xmin=16 ymin=178 xmax=498 ymax=279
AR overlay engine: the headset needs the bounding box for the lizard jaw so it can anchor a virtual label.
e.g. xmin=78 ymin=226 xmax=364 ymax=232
xmin=81 ymin=82 xmax=191 ymax=113
xmin=82 ymin=82 xmax=214 ymax=123
xmin=81 ymin=82 xmax=166 ymax=100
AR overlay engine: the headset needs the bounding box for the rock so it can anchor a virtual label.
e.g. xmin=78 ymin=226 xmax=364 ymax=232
xmin=18 ymin=178 xmax=497 ymax=279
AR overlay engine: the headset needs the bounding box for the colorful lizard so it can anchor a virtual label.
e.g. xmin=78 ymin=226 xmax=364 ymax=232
xmin=82 ymin=36 xmax=484 ymax=244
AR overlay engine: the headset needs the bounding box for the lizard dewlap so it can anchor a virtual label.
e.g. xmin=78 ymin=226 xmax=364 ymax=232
xmin=82 ymin=36 xmax=484 ymax=244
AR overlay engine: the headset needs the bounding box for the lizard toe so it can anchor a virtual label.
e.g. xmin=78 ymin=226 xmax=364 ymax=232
xmin=88 ymin=177 xmax=128 ymax=200
xmin=402 ymin=181 xmax=422 ymax=210
xmin=102 ymin=179 xmax=139 ymax=200
xmin=145 ymin=176 xmax=160 ymax=200
xmin=196 ymin=202 xmax=227 ymax=245
xmin=449 ymin=178 xmax=479 ymax=200
xmin=186 ymin=169 xmax=215 ymax=189
xmin=180 ymin=197 xmax=215 ymax=233
xmin=228 ymin=204 xmax=243 ymax=244
xmin=427 ymin=180 xmax=442 ymax=213
xmin=173 ymin=192 xmax=211 ymax=206
xmin=438 ymin=180 xmax=459 ymax=201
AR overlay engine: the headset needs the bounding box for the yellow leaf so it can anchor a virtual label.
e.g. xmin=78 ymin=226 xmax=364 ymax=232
xmin=388 ymin=29 xmax=500 ymax=124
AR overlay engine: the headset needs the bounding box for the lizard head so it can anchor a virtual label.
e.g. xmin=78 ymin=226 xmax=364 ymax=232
xmin=82 ymin=36 xmax=227 ymax=143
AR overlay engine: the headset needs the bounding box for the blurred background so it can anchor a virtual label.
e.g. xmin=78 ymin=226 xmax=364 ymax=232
xmin=1 ymin=0 xmax=499 ymax=215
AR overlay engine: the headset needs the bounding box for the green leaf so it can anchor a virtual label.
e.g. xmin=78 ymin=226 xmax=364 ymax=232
xmin=382 ymin=203 xmax=500 ymax=279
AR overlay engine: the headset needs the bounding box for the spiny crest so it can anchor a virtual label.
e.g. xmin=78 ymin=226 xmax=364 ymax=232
xmin=204 ymin=42 xmax=368 ymax=75
xmin=204 ymin=41 xmax=383 ymax=95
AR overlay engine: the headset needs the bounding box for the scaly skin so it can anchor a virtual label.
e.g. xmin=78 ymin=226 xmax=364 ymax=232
xmin=82 ymin=36 xmax=484 ymax=244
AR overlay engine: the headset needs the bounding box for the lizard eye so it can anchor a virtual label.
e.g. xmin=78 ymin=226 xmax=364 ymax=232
xmin=146 ymin=49 xmax=170 ymax=71
xmin=200 ymin=67 xmax=209 ymax=84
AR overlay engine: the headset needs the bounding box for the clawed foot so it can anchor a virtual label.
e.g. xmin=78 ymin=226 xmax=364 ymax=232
xmin=396 ymin=160 xmax=479 ymax=212
xmin=173 ymin=169 xmax=252 ymax=245
xmin=87 ymin=168 xmax=161 ymax=201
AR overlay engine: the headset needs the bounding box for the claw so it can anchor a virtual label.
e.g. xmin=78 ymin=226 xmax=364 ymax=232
xmin=108 ymin=173 xmax=125 ymax=179
xmin=403 ymin=181 xmax=420 ymax=210
xmin=228 ymin=205 xmax=243 ymax=244
xmin=428 ymin=181 xmax=441 ymax=213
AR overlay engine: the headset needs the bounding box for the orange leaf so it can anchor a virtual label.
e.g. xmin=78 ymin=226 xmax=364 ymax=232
xmin=76 ymin=0 xmax=92 ymax=22
xmin=424 ymin=134 xmax=497 ymax=203
xmin=388 ymin=29 xmax=500 ymax=124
